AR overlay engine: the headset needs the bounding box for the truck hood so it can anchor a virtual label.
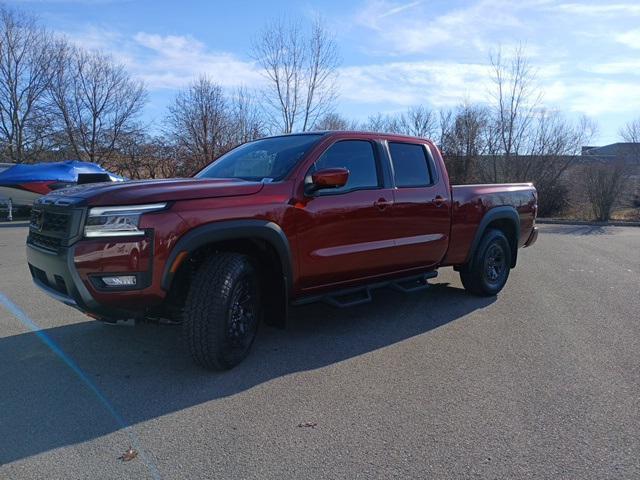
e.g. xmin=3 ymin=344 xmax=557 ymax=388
xmin=44 ymin=178 xmax=265 ymax=206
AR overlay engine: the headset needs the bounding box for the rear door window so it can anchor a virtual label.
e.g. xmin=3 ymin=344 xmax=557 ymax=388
xmin=388 ymin=142 xmax=434 ymax=187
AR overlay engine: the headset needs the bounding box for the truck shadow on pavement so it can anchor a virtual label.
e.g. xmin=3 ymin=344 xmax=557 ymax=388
xmin=0 ymin=283 xmax=494 ymax=465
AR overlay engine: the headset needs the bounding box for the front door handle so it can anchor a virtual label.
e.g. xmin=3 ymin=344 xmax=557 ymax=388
xmin=374 ymin=198 xmax=393 ymax=210
xmin=432 ymin=195 xmax=446 ymax=207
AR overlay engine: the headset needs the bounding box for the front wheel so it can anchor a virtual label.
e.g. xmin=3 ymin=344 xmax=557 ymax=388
xmin=183 ymin=253 xmax=261 ymax=370
xmin=460 ymin=229 xmax=511 ymax=296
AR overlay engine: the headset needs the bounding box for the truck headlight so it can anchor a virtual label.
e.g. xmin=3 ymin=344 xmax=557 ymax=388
xmin=84 ymin=203 xmax=167 ymax=238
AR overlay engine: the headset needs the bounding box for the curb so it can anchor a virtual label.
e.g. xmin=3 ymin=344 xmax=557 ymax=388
xmin=537 ymin=218 xmax=640 ymax=227
xmin=0 ymin=221 xmax=30 ymax=227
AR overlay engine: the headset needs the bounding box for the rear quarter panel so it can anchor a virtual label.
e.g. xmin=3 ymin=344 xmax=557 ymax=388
xmin=442 ymin=183 xmax=537 ymax=266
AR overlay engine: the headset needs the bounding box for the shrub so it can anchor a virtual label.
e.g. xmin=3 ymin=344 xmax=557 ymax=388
xmin=536 ymin=181 xmax=570 ymax=217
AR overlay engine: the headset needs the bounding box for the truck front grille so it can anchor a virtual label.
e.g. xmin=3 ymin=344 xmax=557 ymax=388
xmin=28 ymin=201 xmax=82 ymax=251
xmin=30 ymin=209 xmax=71 ymax=234
xmin=29 ymin=231 xmax=63 ymax=252
xmin=44 ymin=211 xmax=71 ymax=233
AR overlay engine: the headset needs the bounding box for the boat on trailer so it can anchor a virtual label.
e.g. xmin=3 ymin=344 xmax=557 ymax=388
xmin=0 ymin=160 xmax=121 ymax=206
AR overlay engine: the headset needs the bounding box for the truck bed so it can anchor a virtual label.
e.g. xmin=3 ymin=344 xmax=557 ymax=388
xmin=443 ymin=183 xmax=538 ymax=266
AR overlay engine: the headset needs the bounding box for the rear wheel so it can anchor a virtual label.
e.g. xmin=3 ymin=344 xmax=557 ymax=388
xmin=183 ymin=253 xmax=261 ymax=370
xmin=460 ymin=229 xmax=511 ymax=296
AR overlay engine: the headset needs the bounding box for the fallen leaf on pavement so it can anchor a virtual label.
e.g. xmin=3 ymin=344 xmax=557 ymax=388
xmin=297 ymin=422 xmax=317 ymax=428
xmin=118 ymin=447 xmax=138 ymax=462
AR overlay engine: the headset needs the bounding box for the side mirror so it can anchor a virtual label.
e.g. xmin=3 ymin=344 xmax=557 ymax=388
xmin=307 ymin=167 xmax=349 ymax=194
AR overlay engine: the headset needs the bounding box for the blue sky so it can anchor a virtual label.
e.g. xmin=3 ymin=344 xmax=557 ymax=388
xmin=10 ymin=0 xmax=640 ymax=144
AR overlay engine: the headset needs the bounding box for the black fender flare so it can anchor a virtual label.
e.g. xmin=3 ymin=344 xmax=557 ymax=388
xmin=161 ymin=219 xmax=293 ymax=295
xmin=465 ymin=206 xmax=520 ymax=268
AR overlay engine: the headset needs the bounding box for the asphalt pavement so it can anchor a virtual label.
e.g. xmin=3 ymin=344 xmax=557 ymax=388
xmin=1 ymin=222 xmax=639 ymax=479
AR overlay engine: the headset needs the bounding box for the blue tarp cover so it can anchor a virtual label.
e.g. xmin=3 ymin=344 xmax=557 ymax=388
xmin=0 ymin=160 xmax=121 ymax=184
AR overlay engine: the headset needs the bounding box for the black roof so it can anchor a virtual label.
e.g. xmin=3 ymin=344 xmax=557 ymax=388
xmin=582 ymin=143 xmax=639 ymax=157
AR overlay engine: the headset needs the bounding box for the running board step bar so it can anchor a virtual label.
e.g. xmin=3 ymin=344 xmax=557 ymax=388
xmin=293 ymin=271 xmax=437 ymax=308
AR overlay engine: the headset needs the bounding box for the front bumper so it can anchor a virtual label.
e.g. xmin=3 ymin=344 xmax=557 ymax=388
xmin=28 ymin=242 xmax=94 ymax=310
xmin=26 ymin=242 xmax=141 ymax=319
xmin=524 ymin=226 xmax=538 ymax=247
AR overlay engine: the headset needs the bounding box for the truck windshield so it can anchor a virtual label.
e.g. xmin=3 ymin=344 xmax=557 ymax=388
xmin=196 ymin=134 xmax=323 ymax=181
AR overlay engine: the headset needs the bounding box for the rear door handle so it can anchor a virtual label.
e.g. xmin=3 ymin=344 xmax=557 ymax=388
xmin=374 ymin=198 xmax=393 ymax=210
xmin=432 ymin=195 xmax=446 ymax=207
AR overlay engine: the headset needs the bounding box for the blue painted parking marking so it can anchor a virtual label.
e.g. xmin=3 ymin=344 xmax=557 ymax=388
xmin=0 ymin=291 xmax=161 ymax=479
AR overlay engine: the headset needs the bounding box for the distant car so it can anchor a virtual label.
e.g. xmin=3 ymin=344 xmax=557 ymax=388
xmin=26 ymin=132 xmax=538 ymax=370
xmin=0 ymin=160 xmax=121 ymax=206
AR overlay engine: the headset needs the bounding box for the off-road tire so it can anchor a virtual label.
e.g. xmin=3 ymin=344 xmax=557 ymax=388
xmin=460 ymin=228 xmax=512 ymax=296
xmin=183 ymin=253 xmax=261 ymax=370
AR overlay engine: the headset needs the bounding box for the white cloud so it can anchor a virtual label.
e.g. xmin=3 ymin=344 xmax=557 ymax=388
xmin=553 ymin=3 xmax=640 ymax=15
xmin=338 ymin=57 xmax=640 ymax=120
xmin=582 ymin=59 xmax=640 ymax=75
xmin=615 ymin=29 xmax=640 ymax=49
xmin=339 ymin=61 xmax=493 ymax=107
xmin=132 ymin=33 xmax=262 ymax=89
xmin=377 ymin=0 xmax=423 ymax=18
xmin=355 ymin=0 xmax=528 ymax=55
xmin=61 ymin=27 xmax=262 ymax=91
xmin=53 ymin=2 xmax=640 ymax=142
xmin=343 ymin=0 xmax=640 ymax=124
xmin=560 ymin=81 xmax=640 ymax=115
xmin=64 ymin=25 xmax=127 ymax=52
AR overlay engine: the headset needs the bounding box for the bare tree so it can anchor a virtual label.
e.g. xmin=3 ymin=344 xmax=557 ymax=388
xmin=441 ymin=103 xmax=490 ymax=183
xmin=313 ymin=112 xmax=358 ymax=130
xmin=166 ymin=76 xmax=231 ymax=173
xmin=0 ymin=7 xmax=58 ymax=162
xmin=302 ymin=18 xmax=339 ymax=131
xmin=361 ymin=112 xmax=402 ymax=133
xmin=483 ymin=46 xmax=601 ymax=215
xmin=489 ymin=45 xmax=541 ymax=162
xmin=525 ymin=112 xmax=597 ymax=215
xmin=618 ymin=117 xmax=640 ymax=208
xmin=228 ymin=86 xmax=265 ymax=145
xmin=252 ymin=17 xmax=339 ymax=133
xmin=583 ymin=160 xmax=628 ymax=221
xmin=620 ymin=117 xmax=640 ymax=144
xmin=474 ymin=109 xmax=597 ymax=214
xmin=109 ymin=130 xmax=152 ymax=179
xmin=526 ymin=112 xmax=596 ymax=177
xmin=358 ymin=106 xmax=439 ymax=138
xmin=398 ymin=106 xmax=438 ymax=139
xmin=109 ymin=132 xmax=184 ymax=179
xmin=49 ymin=46 xmax=146 ymax=165
xmin=437 ymin=108 xmax=454 ymax=149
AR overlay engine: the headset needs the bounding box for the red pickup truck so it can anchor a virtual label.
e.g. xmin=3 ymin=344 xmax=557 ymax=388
xmin=27 ymin=131 xmax=538 ymax=369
